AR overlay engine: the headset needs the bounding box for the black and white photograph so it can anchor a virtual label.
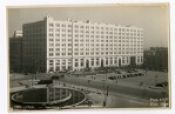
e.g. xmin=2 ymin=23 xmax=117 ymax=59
xmin=8 ymin=3 xmax=170 ymax=111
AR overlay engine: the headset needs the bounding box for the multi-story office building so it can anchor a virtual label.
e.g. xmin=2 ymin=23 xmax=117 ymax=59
xmin=10 ymin=30 xmax=23 ymax=72
xmin=23 ymin=16 xmax=143 ymax=73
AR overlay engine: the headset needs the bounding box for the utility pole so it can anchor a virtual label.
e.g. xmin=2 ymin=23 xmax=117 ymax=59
xmin=103 ymin=86 xmax=109 ymax=107
xmin=106 ymin=67 xmax=108 ymax=81
xmin=103 ymin=67 xmax=109 ymax=107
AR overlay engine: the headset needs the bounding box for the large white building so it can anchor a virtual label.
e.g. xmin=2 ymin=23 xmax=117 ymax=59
xmin=23 ymin=16 xmax=143 ymax=73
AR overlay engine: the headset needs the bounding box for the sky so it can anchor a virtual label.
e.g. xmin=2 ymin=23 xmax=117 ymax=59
xmin=7 ymin=4 xmax=169 ymax=49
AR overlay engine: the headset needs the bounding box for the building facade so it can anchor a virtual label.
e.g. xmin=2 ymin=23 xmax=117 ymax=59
xmin=23 ymin=16 xmax=144 ymax=73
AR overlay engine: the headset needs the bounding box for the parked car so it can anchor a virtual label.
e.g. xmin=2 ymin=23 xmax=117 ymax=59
xmin=37 ymin=79 xmax=53 ymax=85
xmin=108 ymin=76 xmax=116 ymax=80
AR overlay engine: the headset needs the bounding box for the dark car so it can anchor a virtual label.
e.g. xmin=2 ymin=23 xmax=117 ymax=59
xmin=156 ymin=81 xmax=168 ymax=87
xmin=108 ymin=76 xmax=116 ymax=80
xmin=51 ymin=75 xmax=60 ymax=80
xmin=138 ymin=73 xmax=144 ymax=76
xmin=116 ymin=71 xmax=121 ymax=74
xmin=155 ymin=83 xmax=164 ymax=87
xmin=37 ymin=79 xmax=53 ymax=85
xmin=51 ymin=74 xmax=65 ymax=80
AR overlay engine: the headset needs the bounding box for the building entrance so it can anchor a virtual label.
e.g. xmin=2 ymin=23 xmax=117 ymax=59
xmin=86 ymin=60 xmax=89 ymax=68
xmin=130 ymin=56 xmax=136 ymax=67
xmin=101 ymin=59 xmax=104 ymax=68
xmin=119 ymin=58 xmax=121 ymax=67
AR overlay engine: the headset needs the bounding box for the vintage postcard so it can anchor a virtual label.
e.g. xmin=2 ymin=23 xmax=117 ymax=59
xmin=8 ymin=4 xmax=170 ymax=110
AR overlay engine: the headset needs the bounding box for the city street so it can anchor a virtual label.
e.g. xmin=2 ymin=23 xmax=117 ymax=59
xmin=10 ymin=69 xmax=169 ymax=108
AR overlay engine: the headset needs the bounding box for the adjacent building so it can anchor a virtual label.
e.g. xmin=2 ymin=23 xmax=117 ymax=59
xmin=22 ymin=16 xmax=144 ymax=73
xmin=143 ymin=47 xmax=168 ymax=71
xmin=10 ymin=30 xmax=23 ymax=72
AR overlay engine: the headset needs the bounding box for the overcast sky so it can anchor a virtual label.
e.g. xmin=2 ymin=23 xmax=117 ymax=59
xmin=8 ymin=4 xmax=169 ymax=49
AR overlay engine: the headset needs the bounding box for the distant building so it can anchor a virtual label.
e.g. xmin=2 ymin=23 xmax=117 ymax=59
xmin=10 ymin=30 xmax=23 ymax=72
xmin=22 ymin=16 xmax=144 ymax=73
xmin=143 ymin=47 xmax=168 ymax=71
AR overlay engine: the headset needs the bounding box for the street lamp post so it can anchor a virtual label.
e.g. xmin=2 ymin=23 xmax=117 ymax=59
xmin=103 ymin=86 xmax=109 ymax=107
xmin=106 ymin=67 xmax=108 ymax=81
xmin=103 ymin=67 xmax=109 ymax=107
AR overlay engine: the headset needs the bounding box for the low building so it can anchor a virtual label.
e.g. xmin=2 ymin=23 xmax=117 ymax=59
xmin=143 ymin=47 xmax=168 ymax=71
xmin=10 ymin=30 xmax=23 ymax=72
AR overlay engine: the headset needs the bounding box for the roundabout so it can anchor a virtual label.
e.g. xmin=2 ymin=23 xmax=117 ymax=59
xmin=11 ymin=86 xmax=86 ymax=109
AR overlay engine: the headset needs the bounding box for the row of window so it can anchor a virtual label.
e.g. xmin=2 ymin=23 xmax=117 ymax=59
xmin=49 ymin=47 xmax=143 ymax=51
xmin=48 ymin=50 xmax=143 ymax=57
xmin=48 ymin=42 xmax=143 ymax=48
xmin=49 ymin=37 xmax=143 ymax=42
xmin=48 ymin=56 xmax=143 ymax=68
xmin=48 ymin=33 xmax=143 ymax=38
xmin=48 ymin=46 xmax=143 ymax=50
xmin=49 ymin=28 xmax=143 ymax=37
xmin=49 ymin=23 xmax=143 ymax=33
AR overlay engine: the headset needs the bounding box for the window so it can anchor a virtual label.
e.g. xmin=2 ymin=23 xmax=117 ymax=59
xmin=62 ymin=53 xmax=66 ymax=56
xmin=56 ymin=53 xmax=60 ymax=56
xmin=74 ymin=52 xmax=78 ymax=55
xmin=68 ymin=44 xmax=72 ymax=46
xmin=141 ymin=56 xmax=143 ymax=62
xmin=56 ymin=67 xmax=60 ymax=71
xmin=49 ymin=67 xmax=54 ymax=72
xmin=49 ymin=48 xmax=54 ymax=51
xmin=96 ymin=58 xmax=99 ymax=66
xmin=74 ymin=44 xmax=78 ymax=46
xmin=62 ymin=24 xmax=66 ymax=27
xmin=62 ymin=44 xmax=66 ymax=46
xmin=56 ymin=39 xmax=60 ymax=41
xmin=62 ymin=39 xmax=66 ymax=42
xmin=75 ymin=62 xmax=78 ymax=67
xmin=49 ymin=43 xmax=54 ymax=46
xmin=62 ymin=34 xmax=66 ymax=37
xmin=49 ymin=53 xmax=53 ymax=56
xmin=49 ymin=28 xmax=53 ymax=32
xmin=114 ymin=58 xmax=117 ymax=64
xmin=62 ymin=29 xmax=66 ymax=32
xmin=80 ymin=59 xmax=84 ymax=66
xmin=137 ymin=57 xmax=140 ymax=63
xmin=55 ymin=43 xmax=60 ymax=46
xmin=56 ymin=24 xmax=60 ymax=27
xmin=49 ymin=39 xmax=53 ymax=41
xmin=68 ymin=25 xmax=72 ymax=28
xmin=75 ymin=25 xmax=79 ymax=28
xmin=68 ymin=29 xmax=72 ymax=33
xmin=56 ymin=29 xmax=60 ymax=32
xmin=110 ymin=58 xmax=113 ymax=64
xmin=106 ymin=58 xmax=108 ymax=65
xmin=49 ymin=60 xmax=53 ymax=62
xmin=49 ymin=33 xmax=53 ymax=37
xmin=91 ymin=59 xmax=94 ymax=66
xmin=49 ymin=23 xmax=53 ymax=27
xmin=56 ymin=60 xmax=60 ymax=65
xmin=68 ymin=53 xmax=72 ymax=55
xmin=122 ymin=57 xmax=125 ymax=64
